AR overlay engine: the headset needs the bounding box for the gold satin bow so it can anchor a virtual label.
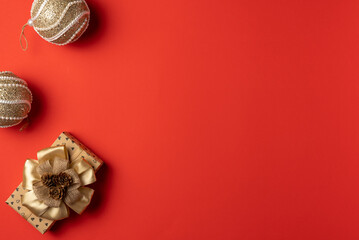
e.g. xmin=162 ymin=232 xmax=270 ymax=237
xmin=21 ymin=145 xmax=96 ymax=220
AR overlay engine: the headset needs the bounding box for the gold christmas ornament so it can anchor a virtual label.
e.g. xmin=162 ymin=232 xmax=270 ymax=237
xmin=0 ymin=71 xmax=32 ymax=128
xmin=21 ymin=0 xmax=90 ymax=49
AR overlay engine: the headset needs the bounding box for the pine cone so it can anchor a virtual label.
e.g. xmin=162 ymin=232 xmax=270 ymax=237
xmin=49 ymin=186 xmax=66 ymax=200
xmin=41 ymin=172 xmax=73 ymax=200
xmin=41 ymin=173 xmax=56 ymax=187
xmin=54 ymin=172 xmax=73 ymax=187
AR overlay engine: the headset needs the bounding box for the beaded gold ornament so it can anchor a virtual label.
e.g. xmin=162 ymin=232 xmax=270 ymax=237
xmin=0 ymin=71 xmax=32 ymax=128
xmin=21 ymin=0 xmax=90 ymax=49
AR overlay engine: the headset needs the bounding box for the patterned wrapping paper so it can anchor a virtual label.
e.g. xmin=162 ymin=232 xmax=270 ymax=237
xmin=5 ymin=132 xmax=103 ymax=234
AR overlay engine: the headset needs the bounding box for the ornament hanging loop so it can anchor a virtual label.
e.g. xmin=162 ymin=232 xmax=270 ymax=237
xmin=19 ymin=117 xmax=30 ymax=132
xmin=20 ymin=19 xmax=33 ymax=51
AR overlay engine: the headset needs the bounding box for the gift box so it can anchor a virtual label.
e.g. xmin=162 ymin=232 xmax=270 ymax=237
xmin=5 ymin=132 xmax=103 ymax=234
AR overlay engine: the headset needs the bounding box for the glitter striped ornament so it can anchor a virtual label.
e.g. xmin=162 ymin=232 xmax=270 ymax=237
xmin=26 ymin=0 xmax=90 ymax=46
xmin=0 ymin=72 xmax=32 ymax=128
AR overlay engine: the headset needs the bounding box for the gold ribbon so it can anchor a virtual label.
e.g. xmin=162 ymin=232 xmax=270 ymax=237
xmin=21 ymin=146 xmax=96 ymax=220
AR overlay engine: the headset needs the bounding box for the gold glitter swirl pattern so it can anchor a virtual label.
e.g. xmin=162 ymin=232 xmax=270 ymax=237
xmin=30 ymin=0 xmax=90 ymax=45
xmin=0 ymin=72 xmax=32 ymax=128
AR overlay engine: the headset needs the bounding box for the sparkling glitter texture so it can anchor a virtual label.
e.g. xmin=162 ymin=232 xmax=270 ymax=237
xmin=30 ymin=0 xmax=90 ymax=45
xmin=0 ymin=72 xmax=33 ymax=128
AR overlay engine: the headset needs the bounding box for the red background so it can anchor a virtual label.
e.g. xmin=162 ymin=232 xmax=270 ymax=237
xmin=0 ymin=0 xmax=359 ymax=239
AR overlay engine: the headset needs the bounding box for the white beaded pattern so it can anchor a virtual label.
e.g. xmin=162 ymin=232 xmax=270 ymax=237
xmin=0 ymin=115 xmax=27 ymax=120
xmin=0 ymin=99 xmax=32 ymax=110
xmin=31 ymin=0 xmax=50 ymax=21
xmin=0 ymin=83 xmax=33 ymax=102
xmin=0 ymin=76 xmax=28 ymax=85
xmin=59 ymin=17 xmax=89 ymax=45
xmin=39 ymin=11 xmax=90 ymax=42
xmin=34 ymin=0 xmax=84 ymax=31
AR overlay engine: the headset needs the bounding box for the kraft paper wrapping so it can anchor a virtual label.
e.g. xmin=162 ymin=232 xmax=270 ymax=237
xmin=5 ymin=132 xmax=103 ymax=234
